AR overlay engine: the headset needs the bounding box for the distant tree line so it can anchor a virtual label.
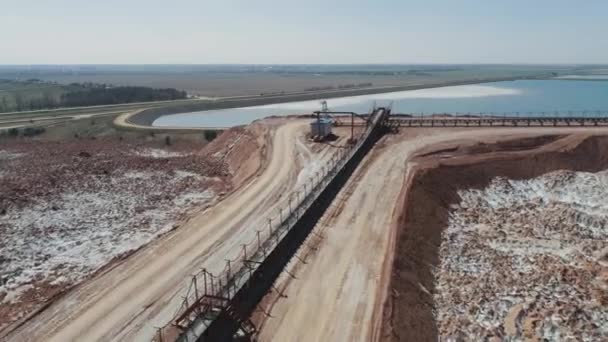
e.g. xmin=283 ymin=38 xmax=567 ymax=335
xmin=60 ymin=84 xmax=187 ymax=107
xmin=18 ymin=91 xmax=61 ymax=111
xmin=0 ymin=80 xmax=187 ymax=113
xmin=0 ymin=96 xmax=9 ymax=112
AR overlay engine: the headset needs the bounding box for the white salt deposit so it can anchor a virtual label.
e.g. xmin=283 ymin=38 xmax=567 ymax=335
xmin=435 ymin=170 xmax=608 ymax=341
xmin=295 ymin=137 xmax=323 ymax=187
xmin=0 ymin=173 xmax=215 ymax=306
xmin=172 ymin=191 xmax=214 ymax=207
xmin=0 ymin=150 xmax=23 ymax=161
xmin=173 ymin=170 xmax=202 ymax=181
xmin=124 ymin=171 xmax=156 ymax=179
xmin=133 ymin=148 xmax=190 ymax=158
xmin=259 ymin=85 xmax=520 ymax=111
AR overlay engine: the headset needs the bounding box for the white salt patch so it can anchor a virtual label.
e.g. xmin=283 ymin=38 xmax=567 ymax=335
xmin=50 ymin=275 xmax=68 ymax=286
xmin=295 ymin=138 xmax=323 ymax=187
xmin=134 ymin=148 xmax=189 ymax=158
xmin=435 ymin=169 xmax=608 ymax=341
xmin=372 ymin=85 xmax=521 ymax=100
xmin=124 ymin=170 xmax=201 ymax=182
xmin=124 ymin=171 xmax=156 ymax=179
xmin=173 ymin=170 xmax=202 ymax=182
xmin=488 ymin=240 xmax=577 ymax=259
xmin=0 ymin=150 xmax=23 ymax=161
xmin=0 ymin=177 xmax=215 ymax=305
xmin=257 ymin=85 xmax=521 ymax=111
xmin=172 ymin=191 xmax=215 ymax=207
xmin=1 ymin=284 xmax=33 ymax=304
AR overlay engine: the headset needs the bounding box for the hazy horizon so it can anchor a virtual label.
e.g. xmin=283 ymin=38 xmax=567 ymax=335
xmin=0 ymin=63 xmax=607 ymax=66
xmin=2 ymin=0 xmax=608 ymax=65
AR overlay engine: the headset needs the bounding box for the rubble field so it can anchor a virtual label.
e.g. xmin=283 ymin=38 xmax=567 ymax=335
xmin=382 ymin=134 xmax=608 ymax=342
xmin=0 ymin=126 xmax=263 ymax=332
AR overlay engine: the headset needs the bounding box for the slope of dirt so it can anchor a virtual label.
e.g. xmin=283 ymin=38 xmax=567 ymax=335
xmin=381 ymin=134 xmax=608 ymax=342
xmin=202 ymin=123 xmax=270 ymax=189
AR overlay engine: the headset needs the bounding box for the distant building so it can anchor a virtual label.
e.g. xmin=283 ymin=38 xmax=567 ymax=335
xmin=310 ymin=117 xmax=333 ymax=137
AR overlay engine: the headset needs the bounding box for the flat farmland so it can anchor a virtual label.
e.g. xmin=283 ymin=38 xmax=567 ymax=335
xmin=0 ymin=64 xmax=569 ymax=98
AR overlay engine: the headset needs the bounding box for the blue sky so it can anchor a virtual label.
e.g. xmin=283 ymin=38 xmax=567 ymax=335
xmin=1 ymin=0 xmax=607 ymax=64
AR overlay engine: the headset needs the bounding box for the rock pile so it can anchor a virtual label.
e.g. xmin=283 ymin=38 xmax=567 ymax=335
xmin=435 ymin=170 xmax=608 ymax=341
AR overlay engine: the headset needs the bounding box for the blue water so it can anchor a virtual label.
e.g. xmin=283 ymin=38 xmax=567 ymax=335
xmin=153 ymin=80 xmax=608 ymax=128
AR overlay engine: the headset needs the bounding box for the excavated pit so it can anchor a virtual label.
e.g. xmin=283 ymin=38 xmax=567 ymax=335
xmin=382 ymin=134 xmax=608 ymax=342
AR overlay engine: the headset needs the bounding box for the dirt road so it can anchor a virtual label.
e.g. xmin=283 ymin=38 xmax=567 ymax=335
xmin=3 ymin=120 xmax=341 ymax=341
xmin=256 ymin=126 xmax=608 ymax=342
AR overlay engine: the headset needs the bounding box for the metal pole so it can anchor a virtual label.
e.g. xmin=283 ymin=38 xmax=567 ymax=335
xmin=268 ymin=218 xmax=274 ymax=249
xmin=351 ymin=112 xmax=354 ymax=142
xmin=210 ymin=274 xmax=215 ymax=295
xmin=203 ymin=269 xmax=208 ymax=296
xmin=297 ymin=191 xmax=302 ymax=218
xmin=242 ymin=244 xmax=247 ymax=261
xmin=193 ymin=275 xmax=199 ymax=305
xmin=316 ymin=111 xmax=321 ymax=139
xmin=257 ymin=230 xmax=261 ymax=251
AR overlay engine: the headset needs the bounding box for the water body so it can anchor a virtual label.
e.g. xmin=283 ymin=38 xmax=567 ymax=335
xmin=153 ymin=80 xmax=608 ymax=128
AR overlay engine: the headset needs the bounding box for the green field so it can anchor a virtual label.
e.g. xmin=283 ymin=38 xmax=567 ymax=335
xmin=0 ymin=64 xmax=586 ymax=99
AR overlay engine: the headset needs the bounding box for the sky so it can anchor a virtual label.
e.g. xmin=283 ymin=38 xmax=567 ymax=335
xmin=1 ymin=0 xmax=607 ymax=64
